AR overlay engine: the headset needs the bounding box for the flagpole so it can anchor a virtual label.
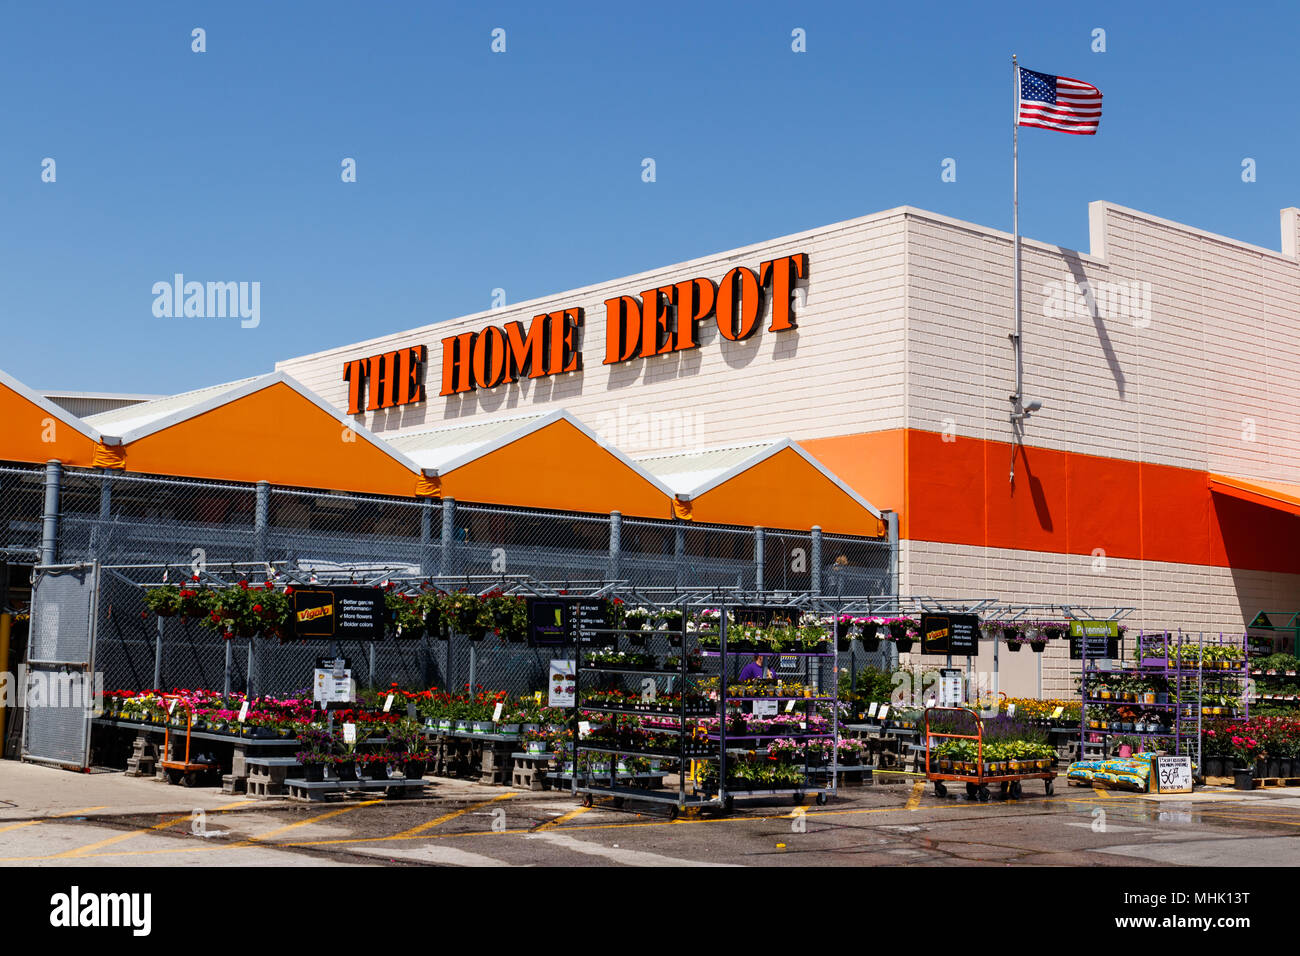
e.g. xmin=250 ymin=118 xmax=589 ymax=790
xmin=1010 ymin=53 xmax=1023 ymax=483
xmin=1012 ymin=53 xmax=1022 ymax=414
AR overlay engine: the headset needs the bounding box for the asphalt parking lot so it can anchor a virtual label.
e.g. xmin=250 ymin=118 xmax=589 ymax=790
xmin=3 ymin=761 xmax=1300 ymax=867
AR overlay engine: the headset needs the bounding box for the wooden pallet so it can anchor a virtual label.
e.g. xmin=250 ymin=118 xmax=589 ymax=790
xmin=1205 ymin=775 xmax=1300 ymax=788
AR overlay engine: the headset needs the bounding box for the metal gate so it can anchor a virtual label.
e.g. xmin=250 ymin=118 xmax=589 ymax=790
xmin=21 ymin=563 xmax=100 ymax=769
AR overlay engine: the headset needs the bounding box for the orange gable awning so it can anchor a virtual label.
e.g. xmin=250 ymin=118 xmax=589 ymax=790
xmin=1209 ymin=473 xmax=1300 ymax=516
xmin=0 ymin=369 xmax=102 ymax=467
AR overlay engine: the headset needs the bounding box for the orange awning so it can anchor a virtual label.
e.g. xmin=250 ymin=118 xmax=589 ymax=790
xmin=1208 ymin=473 xmax=1300 ymax=516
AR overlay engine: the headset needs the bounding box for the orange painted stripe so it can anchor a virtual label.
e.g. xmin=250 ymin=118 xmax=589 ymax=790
xmin=798 ymin=428 xmax=1300 ymax=576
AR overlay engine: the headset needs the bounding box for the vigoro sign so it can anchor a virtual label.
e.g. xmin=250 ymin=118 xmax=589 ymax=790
xmin=341 ymin=252 xmax=806 ymax=414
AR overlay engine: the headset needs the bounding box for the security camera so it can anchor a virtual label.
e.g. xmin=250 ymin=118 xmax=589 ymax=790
xmin=1024 ymin=398 xmax=1043 ymax=413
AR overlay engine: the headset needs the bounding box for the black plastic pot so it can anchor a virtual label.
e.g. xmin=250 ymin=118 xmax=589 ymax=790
xmin=862 ymin=635 xmax=881 ymax=652
xmin=1234 ymin=768 xmax=1255 ymax=791
xmin=1267 ymin=758 xmax=1282 ymax=779
xmin=896 ymin=638 xmax=914 ymax=653
xmin=837 ymin=637 xmax=851 ymax=653
xmin=1204 ymin=756 xmax=1225 ymax=778
xmin=1029 ymin=641 xmax=1047 ymax=653
xmin=335 ymin=760 xmax=357 ymax=781
xmin=305 ymin=763 xmax=325 ymax=782
xmin=1005 ymin=641 xmax=1022 ymax=652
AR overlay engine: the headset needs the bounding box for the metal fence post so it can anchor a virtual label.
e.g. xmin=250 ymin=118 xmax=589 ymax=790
xmin=810 ymin=525 xmax=822 ymax=595
xmin=224 ymin=639 xmax=232 ymax=700
xmin=608 ymin=511 xmax=621 ymax=580
xmin=884 ymin=510 xmax=899 ymax=598
xmin=420 ymin=499 xmax=436 ymax=576
xmin=440 ymin=497 xmax=456 ymax=576
xmin=247 ymin=640 xmax=256 ymax=698
xmin=153 ymin=617 xmax=164 ymax=690
xmin=90 ymin=471 xmax=112 ymax=560
xmin=254 ymin=481 xmax=270 ymax=562
xmin=40 ymin=460 xmax=62 ymax=565
xmin=754 ymin=527 xmax=765 ymax=592
xmin=674 ymin=524 xmax=686 ymax=588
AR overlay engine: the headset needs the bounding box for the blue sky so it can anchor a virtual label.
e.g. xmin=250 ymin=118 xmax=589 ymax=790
xmin=3 ymin=0 xmax=1297 ymax=395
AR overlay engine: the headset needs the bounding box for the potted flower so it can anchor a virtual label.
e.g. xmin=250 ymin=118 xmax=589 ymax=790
xmin=296 ymin=727 xmax=337 ymax=782
xmin=1230 ymin=732 xmax=1261 ymax=790
xmin=999 ymin=620 xmax=1025 ymax=651
xmin=143 ymin=584 xmax=183 ymax=618
xmin=385 ymin=589 xmax=425 ymax=640
xmin=389 ymin=718 xmax=431 ymax=779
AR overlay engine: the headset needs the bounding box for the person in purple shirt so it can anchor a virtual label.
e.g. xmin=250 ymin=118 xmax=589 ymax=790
xmin=738 ymin=655 xmax=769 ymax=683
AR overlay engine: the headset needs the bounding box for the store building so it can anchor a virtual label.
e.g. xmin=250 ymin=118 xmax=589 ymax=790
xmin=3 ymin=199 xmax=1299 ymax=697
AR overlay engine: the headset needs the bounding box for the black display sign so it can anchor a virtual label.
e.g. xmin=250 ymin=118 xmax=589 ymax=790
xmin=292 ymin=587 xmax=384 ymax=640
xmin=920 ymin=613 xmax=980 ymax=656
xmin=1069 ymin=632 xmax=1121 ymax=660
xmin=529 ymin=598 xmax=567 ymax=646
xmin=568 ymin=599 xmax=612 ymax=646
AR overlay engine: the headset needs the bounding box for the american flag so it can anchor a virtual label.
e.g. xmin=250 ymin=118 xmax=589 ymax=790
xmin=1017 ymin=67 xmax=1102 ymax=135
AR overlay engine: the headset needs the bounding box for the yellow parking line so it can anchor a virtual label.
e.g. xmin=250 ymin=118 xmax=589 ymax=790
xmin=51 ymin=811 xmax=196 ymax=858
xmin=1092 ymin=787 xmax=1111 ymax=798
xmin=242 ymin=799 xmax=383 ymax=844
xmin=393 ymin=793 xmax=515 ymax=839
xmin=0 ymin=821 xmax=40 ymax=835
xmin=905 ymin=781 xmax=925 ymax=810
xmin=538 ymin=804 xmax=591 ymax=831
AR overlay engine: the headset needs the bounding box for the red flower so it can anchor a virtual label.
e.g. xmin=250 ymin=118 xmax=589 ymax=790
xmin=252 ymin=604 xmax=263 ymax=613
xmin=238 ymin=580 xmax=249 ymax=590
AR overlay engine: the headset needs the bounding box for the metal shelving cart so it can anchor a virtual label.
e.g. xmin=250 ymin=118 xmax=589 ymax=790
xmin=702 ymin=601 xmax=838 ymax=810
xmin=571 ymin=597 xmax=720 ymax=820
xmin=1078 ymin=630 xmax=1248 ymax=769
xmin=924 ymin=705 xmax=1056 ymax=801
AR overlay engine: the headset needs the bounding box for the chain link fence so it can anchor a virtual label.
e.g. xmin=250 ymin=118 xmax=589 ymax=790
xmin=7 ymin=461 xmax=895 ymax=696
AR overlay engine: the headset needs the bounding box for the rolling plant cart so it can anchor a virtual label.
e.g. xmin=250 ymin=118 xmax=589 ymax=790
xmin=708 ymin=603 xmax=838 ymax=810
xmin=572 ymin=599 xmax=720 ymax=820
xmin=924 ymin=706 xmax=1056 ymax=801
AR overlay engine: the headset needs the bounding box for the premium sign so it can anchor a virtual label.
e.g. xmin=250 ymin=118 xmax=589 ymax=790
xmin=292 ymin=588 xmax=385 ymax=640
xmin=920 ymin=614 xmax=980 ymax=656
xmin=339 ymin=253 xmax=808 ymax=407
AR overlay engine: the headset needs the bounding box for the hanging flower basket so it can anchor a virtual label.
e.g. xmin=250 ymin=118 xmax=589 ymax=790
xmin=1029 ymin=640 xmax=1047 ymax=653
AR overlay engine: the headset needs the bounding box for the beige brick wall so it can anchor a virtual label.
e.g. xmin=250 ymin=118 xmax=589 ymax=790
xmin=900 ymin=538 xmax=1300 ymax=697
xmin=277 ymin=210 xmax=910 ymax=458
xmin=902 ymin=202 xmax=1300 ymax=475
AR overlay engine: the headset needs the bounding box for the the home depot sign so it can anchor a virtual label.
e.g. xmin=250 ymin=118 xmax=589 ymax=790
xmin=341 ymin=253 xmax=806 ymax=413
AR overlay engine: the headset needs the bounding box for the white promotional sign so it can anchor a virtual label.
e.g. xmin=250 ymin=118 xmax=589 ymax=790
xmin=313 ymin=668 xmax=354 ymax=705
xmin=549 ymin=660 xmax=576 ymax=708
xmin=753 ymin=699 xmax=778 ymax=717
xmin=342 ymin=722 xmax=357 ymax=744
xmin=1155 ymin=755 xmax=1193 ymax=793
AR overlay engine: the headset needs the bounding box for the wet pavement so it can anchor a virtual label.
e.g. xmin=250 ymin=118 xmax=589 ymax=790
xmin=2 ymin=761 xmax=1298 ymax=866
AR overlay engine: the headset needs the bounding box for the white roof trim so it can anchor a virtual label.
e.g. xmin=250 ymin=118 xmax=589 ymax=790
xmin=111 ymin=371 xmax=425 ymax=475
xmin=429 ymin=408 xmax=677 ymax=498
xmin=0 ymin=367 xmax=104 ymax=444
xmin=670 ymin=439 xmax=883 ymax=519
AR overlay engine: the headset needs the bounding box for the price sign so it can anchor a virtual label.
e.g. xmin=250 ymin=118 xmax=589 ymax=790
xmin=383 ymin=694 xmax=394 ymax=712
xmin=785 ymin=700 xmax=797 ymax=713
xmin=1007 ymin=703 xmax=1016 ymax=717
xmin=577 ymin=720 xmax=591 ymax=738
xmin=867 ymin=702 xmax=879 ymax=718
xmin=237 ymin=701 xmax=249 ymax=723
xmin=313 ymin=666 xmax=353 ymax=705
xmin=939 ymin=668 xmax=964 ymax=707
xmin=877 ymin=704 xmax=890 ymax=720
xmin=753 ymin=699 xmax=778 ymax=717
xmin=342 ymin=722 xmax=357 ymax=744
xmin=1155 ymin=755 xmax=1193 ymax=793
xmin=1050 ymin=706 xmax=1064 ymax=719
xmin=492 ymin=702 xmax=504 ymax=722
xmin=548 ymin=660 xmax=575 ymax=708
